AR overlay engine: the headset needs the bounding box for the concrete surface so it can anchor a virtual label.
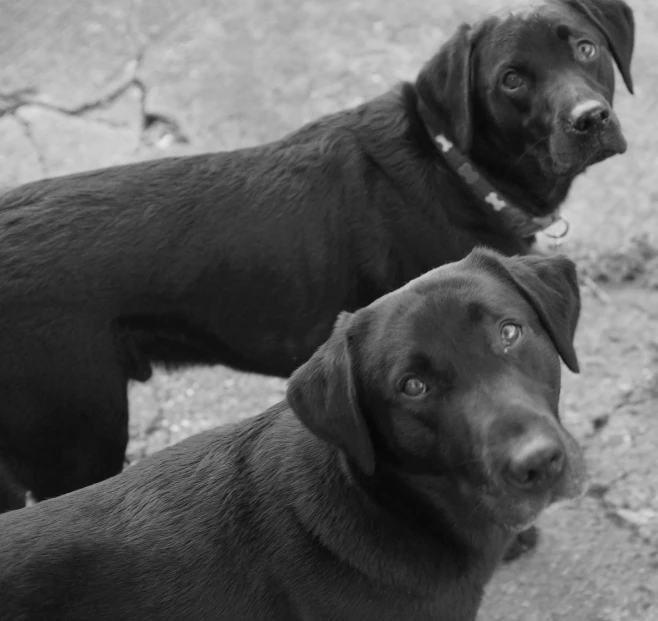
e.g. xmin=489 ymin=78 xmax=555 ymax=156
xmin=1 ymin=1 xmax=657 ymax=619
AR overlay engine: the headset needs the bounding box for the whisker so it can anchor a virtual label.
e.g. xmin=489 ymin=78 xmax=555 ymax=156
xmin=499 ymin=135 xmax=550 ymax=182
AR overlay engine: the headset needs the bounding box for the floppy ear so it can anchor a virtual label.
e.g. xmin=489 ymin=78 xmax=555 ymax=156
xmin=415 ymin=23 xmax=475 ymax=153
xmin=468 ymin=249 xmax=581 ymax=373
xmin=503 ymin=253 xmax=581 ymax=373
xmin=286 ymin=312 xmax=376 ymax=476
xmin=560 ymin=0 xmax=635 ymax=93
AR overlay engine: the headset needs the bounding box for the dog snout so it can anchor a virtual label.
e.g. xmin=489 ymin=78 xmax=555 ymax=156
xmin=569 ymin=100 xmax=611 ymax=134
xmin=504 ymin=430 xmax=565 ymax=493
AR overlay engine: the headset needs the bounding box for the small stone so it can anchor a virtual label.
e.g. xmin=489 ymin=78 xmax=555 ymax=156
xmin=615 ymin=508 xmax=657 ymax=526
xmin=592 ymin=413 xmax=610 ymax=431
xmin=587 ymin=482 xmax=610 ymax=499
xmin=618 ymin=383 xmax=633 ymax=397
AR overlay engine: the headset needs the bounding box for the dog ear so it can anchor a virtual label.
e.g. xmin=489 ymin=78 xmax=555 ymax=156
xmin=561 ymin=0 xmax=635 ymax=93
xmin=469 ymin=249 xmax=581 ymax=373
xmin=504 ymin=253 xmax=581 ymax=373
xmin=286 ymin=312 xmax=376 ymax=475
xmin=415 ymin=23 xmax=475 ymax=153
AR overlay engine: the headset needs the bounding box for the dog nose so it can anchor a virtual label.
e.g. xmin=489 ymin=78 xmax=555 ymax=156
xmin=570 ymin=100 xmax=610 ymax=133
xmin=505 ymin=433 xmax=565 ymax=492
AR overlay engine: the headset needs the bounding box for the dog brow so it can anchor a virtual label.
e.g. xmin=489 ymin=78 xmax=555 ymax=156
xmin=404 ymin=351 xmax=458 ymax=388
xmin=466 ymin=301 xmax=486 ymax=323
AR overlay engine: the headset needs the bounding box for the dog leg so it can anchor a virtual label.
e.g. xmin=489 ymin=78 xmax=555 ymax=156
xmin=1 ymin=359 xmax=130 ymax=505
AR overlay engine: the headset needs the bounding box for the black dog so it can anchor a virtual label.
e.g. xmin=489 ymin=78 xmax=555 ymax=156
xmin=0 ymin=0 xmax=632 ymax=513
xmin=0 ymin=249 xmax=587 ymax=621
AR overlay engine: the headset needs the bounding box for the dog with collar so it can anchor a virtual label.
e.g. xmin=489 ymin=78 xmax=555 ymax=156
xmin=0 ymin=0 xmax=632 ymax=540
xmin=0 ymin=249 xmax=587 ymax=621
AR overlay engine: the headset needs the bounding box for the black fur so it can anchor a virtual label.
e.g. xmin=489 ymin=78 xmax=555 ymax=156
xmin=0 ymin=0 xmax=633 ymax=510
xmin=0 ymin=249 xmax=587 ymax=621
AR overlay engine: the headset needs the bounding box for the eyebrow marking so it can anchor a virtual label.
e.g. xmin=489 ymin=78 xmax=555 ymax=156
xmin=466 ymin=301 xmax=486 ymax=323
xmin=556 ymin=24 xmax=571 ymax=40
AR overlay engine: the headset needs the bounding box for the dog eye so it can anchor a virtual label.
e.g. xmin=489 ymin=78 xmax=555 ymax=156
xmin=402 ymin=378 xmax=427 ymax=397
xmin=576 ymin=40 xmax=597 ymax=60
xmin=500 ymin=323 xmax=522 ymax=347
xmin=501 ymin=71 xmax=524 ymax=90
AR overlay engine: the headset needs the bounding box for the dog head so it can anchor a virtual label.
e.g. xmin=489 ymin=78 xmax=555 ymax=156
xmin=416 ymin=0 xmax=634 ymax=202
xmin=287 ymin=248 xmax=587 ymax=534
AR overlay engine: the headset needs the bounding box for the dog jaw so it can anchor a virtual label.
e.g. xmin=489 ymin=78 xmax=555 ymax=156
xmin=548 ymin=114 xmax=628 ymax=177
xmin=479 ymin=423 xmax=588 ymax=534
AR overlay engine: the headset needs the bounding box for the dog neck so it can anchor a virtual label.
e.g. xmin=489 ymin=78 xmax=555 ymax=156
xmin=428 ymin=131 xmax=569 ymax=240
xmin=414 ymin=92 xmax=570 ymax=241
xmin=287 ymin=428 xmax=511 ymax=592
xmin=354 ymin=461 xmax=511 ymax=556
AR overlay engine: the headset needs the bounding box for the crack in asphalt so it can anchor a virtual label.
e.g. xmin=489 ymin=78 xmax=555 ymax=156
xmin=0 ymin=78 xmax=129 ymax=129
xmin=0 ymin=41 xmax=189 ymax=168
xmin=586 ymin=482 xmax=656 ymax=547
xmin=599 ymin=501 xmax=655 ymax=548
xmin=12 ymin=113 xmax=48 ymax=176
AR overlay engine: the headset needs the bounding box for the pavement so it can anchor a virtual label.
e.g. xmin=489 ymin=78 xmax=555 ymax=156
xmin=1 ymin=1 xmax=657 ymax=619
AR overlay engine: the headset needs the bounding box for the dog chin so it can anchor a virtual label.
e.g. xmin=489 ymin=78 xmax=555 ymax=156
xmin=493 ymin=499 xmax=547 ymax=534
xmin=480 ymin=488 xmax=548 ymax=534
xmin=492 ymin=472 xmax=588 ymax=532
xmin=550 ymin=136 xmax=628 ymax=177
xmin=550 ymin=153 xmax=602 ymax=177
xmin=501 ymin=517 xmax=539 ymax=534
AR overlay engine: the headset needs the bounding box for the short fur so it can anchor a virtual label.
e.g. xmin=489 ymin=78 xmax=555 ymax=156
xmin=0 ymin=249 xmax=587 ymax=621
xmin=0 ymin=0 xmax=633 ymax=510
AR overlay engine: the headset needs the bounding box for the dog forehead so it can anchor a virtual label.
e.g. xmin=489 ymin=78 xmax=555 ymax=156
xmin=492 ymin=0 xmax=547 ymax=20
xmin=478 ymin=2 xmax=604 ymax=63
xmin=364 ymin=263 xmax=527 ymax=336
xmin=488 ymin=0 xmax=593 ymax=26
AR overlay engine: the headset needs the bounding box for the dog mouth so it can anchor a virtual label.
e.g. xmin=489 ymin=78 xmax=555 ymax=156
xmin=478 ymin=433 xmax=588 ymax=532
xmin=488 ymin=479 xmax=589 ymax=533
xmin=551 ymin=147 xmax=622 ymax=177
xmin=549 ymin=126 xmax=627 ymax=177
xmin=479 ymin=486 xmax=550 ymax=533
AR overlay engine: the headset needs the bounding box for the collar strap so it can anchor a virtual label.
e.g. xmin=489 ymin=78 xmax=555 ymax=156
xmin=431 ymin=132 xmax=567 ymax=239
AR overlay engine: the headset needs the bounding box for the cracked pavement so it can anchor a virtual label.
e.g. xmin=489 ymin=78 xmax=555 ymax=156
xmin=1 ymin=1 xmax=658 ymax=619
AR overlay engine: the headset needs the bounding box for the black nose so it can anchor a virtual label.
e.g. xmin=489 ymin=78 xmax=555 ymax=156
xmin=505 ymin=434 xmax=565 ymax=492
xmin=570 ymin=101 xmax=610 ymax=133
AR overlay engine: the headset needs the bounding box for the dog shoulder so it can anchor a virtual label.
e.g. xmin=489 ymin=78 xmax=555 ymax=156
xmin=0 ymin=412 xmax=290 ymax=603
